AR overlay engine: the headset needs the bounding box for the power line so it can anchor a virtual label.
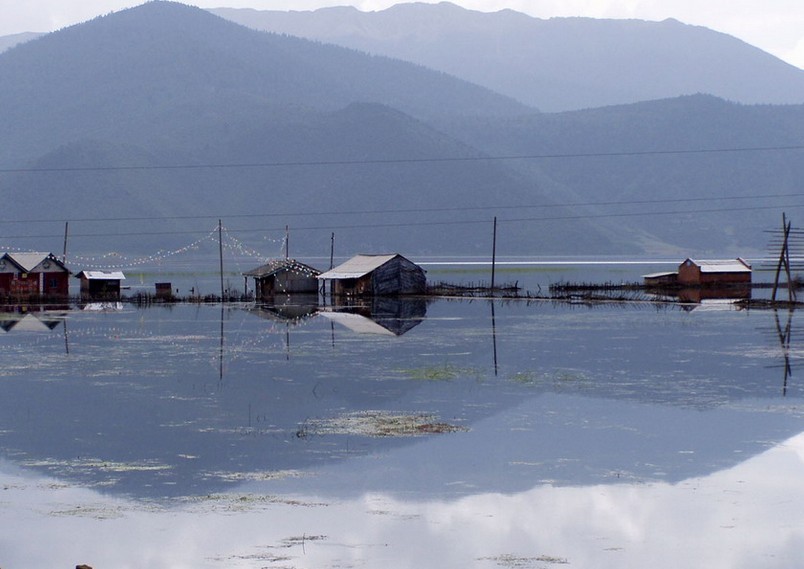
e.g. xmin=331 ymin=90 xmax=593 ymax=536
xmin=2 ymin=201 xmax=801 ymax=240
xmin=2 ymin=144 xmax=804 ymax=174
xmin=0 ymin=191 xmax=801 ymax=225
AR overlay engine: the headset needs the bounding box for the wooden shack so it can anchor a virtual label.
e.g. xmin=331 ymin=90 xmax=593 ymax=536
xmin=0 ymin=252 xmax=70 ymax=298
xmin=244 ymin=259 xmax=321 ymax=300
xmin=75 ymin=270 xmax=125 ymax=300
xmin=677 ymin=258 xmax=752 ymax=286
xmin=317 ymin=254 xmax=426 ymax=297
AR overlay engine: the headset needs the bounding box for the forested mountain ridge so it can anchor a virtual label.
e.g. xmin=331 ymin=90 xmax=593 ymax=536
xmin=1 ymin=1 xmax=802 ymax=260
xmin=213 ymin=2 xmax=804 ymax=112
xmin=0 ymin=1 xmax=529 ymax=165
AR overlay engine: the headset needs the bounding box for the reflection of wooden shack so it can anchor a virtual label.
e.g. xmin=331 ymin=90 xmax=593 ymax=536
xmin=0 ymin=312 xmax=64 ymax=333
xmin=317 ymin=254 xmax=426 ymax=297
xmin=246 ymin=301 xmax=319 ymax=326
xmin=0 ymin=252 xmax=70 ymax=298
xmin=318 ymin=297 xmax=427 ymax=336
xmin=244 ymin=259 xmax=320 ymax=300
xmin=678 ymin=258 xmax=752 ymax=286
xmin=76 ymin=270 xmax=125 ymax=300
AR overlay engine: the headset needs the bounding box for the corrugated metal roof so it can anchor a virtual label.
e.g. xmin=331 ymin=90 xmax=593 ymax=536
xmin=687 ymin=259 xmax=752 ymax=273
xmin=642 ymin=271 xmax=677 ymax=279
xmin=76 ymin=270 xmax=126 ymax=280
xmin=243 ymin=258 xmax=320 ymax=278
xmin=317 ymin=254 xmax=399 ymax=280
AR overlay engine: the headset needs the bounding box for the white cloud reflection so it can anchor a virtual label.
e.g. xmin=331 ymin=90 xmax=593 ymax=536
xmin=3 ymin=431 xmax=804 ymax=568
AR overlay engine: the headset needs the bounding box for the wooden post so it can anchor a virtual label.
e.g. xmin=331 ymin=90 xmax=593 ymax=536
xmin=218 ymin=219 xmax=225 ymax=302
xmin=491 ymin=216 xmax=497 ymax=292
xmin=772 ymin=213 xmax=793 ymax=302
xmin=62 ymin=221 xmax=69 ymax=264
xmin=330 ymin=232 xmax=335 ymax=270
xmin=285 ymin=225 xmax=289 ymax=259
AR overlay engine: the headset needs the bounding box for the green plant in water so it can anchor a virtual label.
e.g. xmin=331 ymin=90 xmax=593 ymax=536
xmin=400 ymin=363 xmax=470 ymax=381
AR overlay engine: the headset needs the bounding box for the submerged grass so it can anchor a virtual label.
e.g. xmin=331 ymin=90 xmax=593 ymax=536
xmin=299 ymin=411 xmax=468 ymax=438
xmin=399 ymin=363 xmax=480 ymax=381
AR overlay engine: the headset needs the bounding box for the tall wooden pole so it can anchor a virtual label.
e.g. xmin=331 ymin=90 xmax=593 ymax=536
xmin=218 ymin=219 xmax=225 ymax=301
xmin=62 ymin=221 xmax=69 ymax=264
xmin=491 ymin=216 xmax=497 ymax=292
xmin=285 ymin=225 xmax=289 ymax=259
xmin=329 ymin=232 xmax=335 ymax=269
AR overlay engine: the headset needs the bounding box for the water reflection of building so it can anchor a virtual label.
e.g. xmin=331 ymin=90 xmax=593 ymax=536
xmin=319 ymin=297 xmax=427 ymax=336
xmin=246 ymin=298 xmax=319 ymax=326
xmin=677 ymin=285 xmax=751 ymax=304
xmin=0 ymin=311 xmax=64 ymax=332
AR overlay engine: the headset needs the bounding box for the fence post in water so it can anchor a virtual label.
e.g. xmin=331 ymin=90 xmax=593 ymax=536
xmin=491 ymin=216 xmax=497 ymax=293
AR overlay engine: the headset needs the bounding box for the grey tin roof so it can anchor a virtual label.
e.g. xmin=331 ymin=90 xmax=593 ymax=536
xmin=317 ymin=254 xmax=399 ymax=280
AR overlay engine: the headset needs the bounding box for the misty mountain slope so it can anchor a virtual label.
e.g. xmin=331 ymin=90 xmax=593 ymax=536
xmin=0 ymin=1 xmax=530 ymax=166
xmin=2 ymin=2 xmax=801 ymax=258
xmin=1 ymin=98 xmax=643 ymax=257
xmin=213 ymin=3 xmax=804 ymax=112
xmin=0 ymin=32 xmax=43 ymax=53
xmin=437 ymin=95 xmax=804 ymax=254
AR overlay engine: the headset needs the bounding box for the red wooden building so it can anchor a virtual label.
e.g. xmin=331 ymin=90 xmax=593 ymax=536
xmin=0 ymin=252 xmax=71 ymax=298
xmin=677 ymin=258 xmax=752 ymax=286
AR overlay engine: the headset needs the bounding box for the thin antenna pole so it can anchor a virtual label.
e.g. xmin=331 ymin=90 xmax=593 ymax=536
xmin=285 ymin=225 xmax=289 ymax=259
xmin=491 ymin=216 xmax=497 ymax=292
xmin=218 ymin=219 xmax=225 ymax=301
xmin=329 ymin=232 xmax=335 ymax=270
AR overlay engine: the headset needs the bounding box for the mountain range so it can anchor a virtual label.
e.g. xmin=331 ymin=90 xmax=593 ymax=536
xmin=212 ymin=2 xmax=804 ymax=112
xmin=1 ymin=1 xmax=802 ymax=262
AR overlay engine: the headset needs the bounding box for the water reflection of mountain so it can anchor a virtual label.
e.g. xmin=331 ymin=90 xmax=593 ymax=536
xmin=0 ymin=300 xmax=801 ymax=500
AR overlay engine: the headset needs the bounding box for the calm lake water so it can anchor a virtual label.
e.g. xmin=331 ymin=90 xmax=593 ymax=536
xmin=1 ymin=293 xmax=803 ymax=568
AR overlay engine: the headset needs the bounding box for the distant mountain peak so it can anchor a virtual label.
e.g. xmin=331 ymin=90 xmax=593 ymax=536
xmin=212 ymin=2 xmax=804 ymax=111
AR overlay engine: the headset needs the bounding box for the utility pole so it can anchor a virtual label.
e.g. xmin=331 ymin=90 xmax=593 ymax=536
xmin=491 ymin=216 xmax=497 ymax=292
xmin=218 ymin=219 xmax=224 ymax=302
xmin=62 ymin=221 xmax=69 ymax=264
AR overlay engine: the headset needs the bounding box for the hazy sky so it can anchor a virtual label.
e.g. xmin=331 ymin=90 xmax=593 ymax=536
xmin=1 ymin=0 xmax=803 ymax=69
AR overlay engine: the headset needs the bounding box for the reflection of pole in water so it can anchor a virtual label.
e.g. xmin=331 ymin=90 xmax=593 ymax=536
xmin=286 ymin=321 xmax=290 ymax=361
xmin=490 ymin=300 xmax=498 ymax=376
xmin=63 ymin=316 xmax=69 ymax=355
xmin=219 ymin=305 xmax=224 ymax=382
xmin=774 ymin=308 xmax=794 ymax=396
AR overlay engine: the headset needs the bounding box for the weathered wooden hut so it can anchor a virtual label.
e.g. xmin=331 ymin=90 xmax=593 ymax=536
xmin=643 ymin=271 xmax=678 ymax=287
xmin=244 ymin=259 xmax=321 ymax=299
xmin=75 ymin=270 xmax=125 ymax=300
xmin=0 ymin=252 xmax=70 ymax=297
xmin=317 ymin=254 xmax=426 ymax=297
xmin=677 ymin=258 xmax=752 ymax=286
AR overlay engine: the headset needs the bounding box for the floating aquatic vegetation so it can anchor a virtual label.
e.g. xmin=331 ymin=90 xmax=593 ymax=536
xmin=399 ymin=363 xmax=478 ymax=381
xmin=201 ymin=469 xmax=305 ymax=482
xmin=299 ymin=411 xmax=468 ymax=438
xmin=479 ymin=553 xmax=569 ymax=568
